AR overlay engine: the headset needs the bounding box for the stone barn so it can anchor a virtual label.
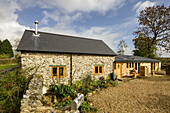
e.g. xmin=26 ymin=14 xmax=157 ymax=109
xmin=17 ymin=28 xmax=116 ymax=87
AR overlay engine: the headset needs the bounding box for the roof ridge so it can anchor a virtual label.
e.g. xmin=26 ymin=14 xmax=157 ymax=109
xmin=25 ymin=29 xmax=102 ymax=41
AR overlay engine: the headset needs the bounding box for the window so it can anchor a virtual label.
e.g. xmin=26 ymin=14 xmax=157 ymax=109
xmin=126 ymin=63 xmax=128 ymax=68
xmin=130 ymin=63 xmax=132 ymax=68
xmin=94 ymin=65 xmax=103 ymax=75
xmin=132 ymin=63 xmax=134 ymax=68
xmin=51 ymin=66 xmax=65 ymax=78
xmin=135 ymin=63 xmax=137 ymax=70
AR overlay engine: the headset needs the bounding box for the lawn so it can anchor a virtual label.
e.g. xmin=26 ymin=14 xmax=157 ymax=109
xmin=0 ymin=64 xmax=18 ymax=71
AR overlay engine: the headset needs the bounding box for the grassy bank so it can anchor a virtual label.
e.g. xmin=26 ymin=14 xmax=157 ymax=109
xmin=0 ymin=64 xmax=18 ymax=71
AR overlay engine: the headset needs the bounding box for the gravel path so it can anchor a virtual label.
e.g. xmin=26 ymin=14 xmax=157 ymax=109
xmin=89 ymin=75 xmax=170 ymax=113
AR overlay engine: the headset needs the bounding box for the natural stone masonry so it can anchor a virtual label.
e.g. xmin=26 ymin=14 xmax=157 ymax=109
xmin=20 ymin=52 xmax=115 ymax=112
xmin=21 ymin=52 xmax=71 ymax=87
xmin=21 ymin=52 xmax=115 ymax=87
xmin=20 ymin=74 xmax=43 ymax=113
xmin=72 ymin=54 xmax=114 ymax=81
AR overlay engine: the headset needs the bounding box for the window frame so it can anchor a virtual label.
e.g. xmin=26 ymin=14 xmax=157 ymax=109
xmin=51 ymin=66 xmax=65 ymax=78
xmin=94 ymin=65 xmax=103 ymax=75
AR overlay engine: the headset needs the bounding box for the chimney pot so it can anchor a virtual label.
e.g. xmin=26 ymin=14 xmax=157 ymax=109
xmin=34 ymin=20 xmax=38 ymax=35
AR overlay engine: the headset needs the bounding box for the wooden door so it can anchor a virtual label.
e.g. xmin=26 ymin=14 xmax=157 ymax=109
xmin=116 ymin=63 xmax=122 ymax=78
xmin=155 ymin=63 xmax=159 ymax=73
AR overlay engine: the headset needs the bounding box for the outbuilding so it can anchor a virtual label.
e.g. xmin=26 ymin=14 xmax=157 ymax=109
xmin=114 ymin=55 xmax=161 ymax=78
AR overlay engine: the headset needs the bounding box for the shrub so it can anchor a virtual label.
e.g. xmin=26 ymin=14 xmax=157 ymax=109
xmin=109 ymin=81 xmax=118 ymax=87
xmin=82 ymin=75 xmax=94 ymax=87
xmin=49 ymin=84 xmax=76 ymax=100
xmin=48 ymin=84 xmax=76 ymax=107
xmin=80 ymin=101 xmax=98 ymax=113
xmin=55 ymin=99 xmax=72 ymax=108
xmin=74 ymin=80 xmax=82 ymax=89
xmin=77 ymin=85 xmax=92 ymax=96
xmin=99 ymin=76 xmax=105 ymax=81
xmin=0 ymin=69 xmax=28 ymax=113
xmin=0 ymin=54 xmax=10 ymax=59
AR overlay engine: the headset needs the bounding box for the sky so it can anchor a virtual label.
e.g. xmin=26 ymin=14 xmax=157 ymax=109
xmin=0 ymin=0 xmax=169 ymax=57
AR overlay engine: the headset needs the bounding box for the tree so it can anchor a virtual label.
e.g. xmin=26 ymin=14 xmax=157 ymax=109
xmin=133 ymin=5 xmax=170 ymax=58
xmin=0 ymin=39 xmax=14 ymax=58
xmin=0 ymin=40 xmax=2 ymax=54
xmin=133 ymin=33 xmax=157 ymax=58
xmin=117 ymin=40 xmax=128 ymax=55
xmin=13 ymin=38 xmax=21 ymax=50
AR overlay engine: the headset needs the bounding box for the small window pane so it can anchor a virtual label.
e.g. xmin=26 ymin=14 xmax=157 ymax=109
xmin=53 ymin=67 xmax=57 ymax=76
xmin=95 ymin=66 xmax=98 ymax=73
xmin=126 ymin=63 xmax=128 ymax=68
xmin=132 ymin=63 xmax=134 ymax=68
xmin=99 ymin=66 xmax=102 ymax=73
xmin=118 ymin=65 xmax=119 ymax=69
xmin=59 ymin=67 xmax=64 ymax=77
xmin=135 ymin=63 xmax=137 ymax=70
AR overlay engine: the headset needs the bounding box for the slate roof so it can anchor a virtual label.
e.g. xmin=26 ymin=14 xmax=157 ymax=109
xmin=115 ymin=55 xmax=161 ymax=63
xmin=17 ymin=30 xmax=116 ymax=56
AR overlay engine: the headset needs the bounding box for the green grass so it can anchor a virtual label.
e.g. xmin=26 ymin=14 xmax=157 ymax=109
xmin=0 ymin=64 xmax=18 ymax=71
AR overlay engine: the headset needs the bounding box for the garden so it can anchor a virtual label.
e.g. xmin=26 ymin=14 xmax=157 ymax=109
xmin=0 ymin=69 xmax=28 ymax=113
xmin=41 ymin=75 xmax=118 ymax=112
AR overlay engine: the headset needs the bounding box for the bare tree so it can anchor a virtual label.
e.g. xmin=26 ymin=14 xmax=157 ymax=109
xmin=117 ymin=40 xmax=128 ymax=55
xmin=13 ymin=38 xmax=21 ymax=50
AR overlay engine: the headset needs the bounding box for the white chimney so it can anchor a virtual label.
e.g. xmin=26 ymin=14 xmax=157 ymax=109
xmin=34 ymin=20 xmax=38 ymax=35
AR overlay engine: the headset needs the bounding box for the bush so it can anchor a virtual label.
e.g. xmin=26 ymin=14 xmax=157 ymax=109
xmin=0 ymin=54 xmax=10 ymax=59
xmin=74 ymin=80 xmax=82 ymax=89
xmin=48 ymin=84 xmax=76 ymax=107
xmin=77 ymin=85 xmax=92 ymax=96
xmin=55 ymin=100 xmax=72 ymax=107
xmin=49 ymin=84 xmax=76 ymax=100
xmin=80 ymin=101 xmax=98 ymax=113
xmin=108 ymin=81 xmax=118 ymax=87
xmin=0 ymin=69 xmax=28 ymax=113
xmin=82 ymin=75 xmax=93 ymax=87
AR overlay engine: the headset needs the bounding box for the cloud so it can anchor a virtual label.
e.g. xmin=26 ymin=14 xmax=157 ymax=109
xmin=24 ymin=0 xmax=126 ymax=25
xmin=0 ymin=0 xmax=29 ymax=46
xmin=133 ymin=1 xmax=156 ymax=14
xmin=0 ymin=0 xmax=126 ymax=48
xmin=18 ymin=0 xmax=126 ymax=14
xmin=41 ymin=11 xmax=83 ymax=25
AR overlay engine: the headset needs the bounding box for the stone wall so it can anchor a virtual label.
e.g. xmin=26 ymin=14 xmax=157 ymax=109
xmin=20 ymin=52 xmax=115 ymax=112
xmin=21 ymin=52 xmax=115 ymax=86
xmin=21 ymin=52 xmax=71 ymax=87
xmin=20 ymin=74 xmax=43 ymax=113
xmin=72 ymin=54 xmax=115 ymax=82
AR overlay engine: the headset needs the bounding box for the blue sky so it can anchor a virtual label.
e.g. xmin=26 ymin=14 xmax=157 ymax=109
xmin=0 ymin=0 xmax=169 ymax=57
